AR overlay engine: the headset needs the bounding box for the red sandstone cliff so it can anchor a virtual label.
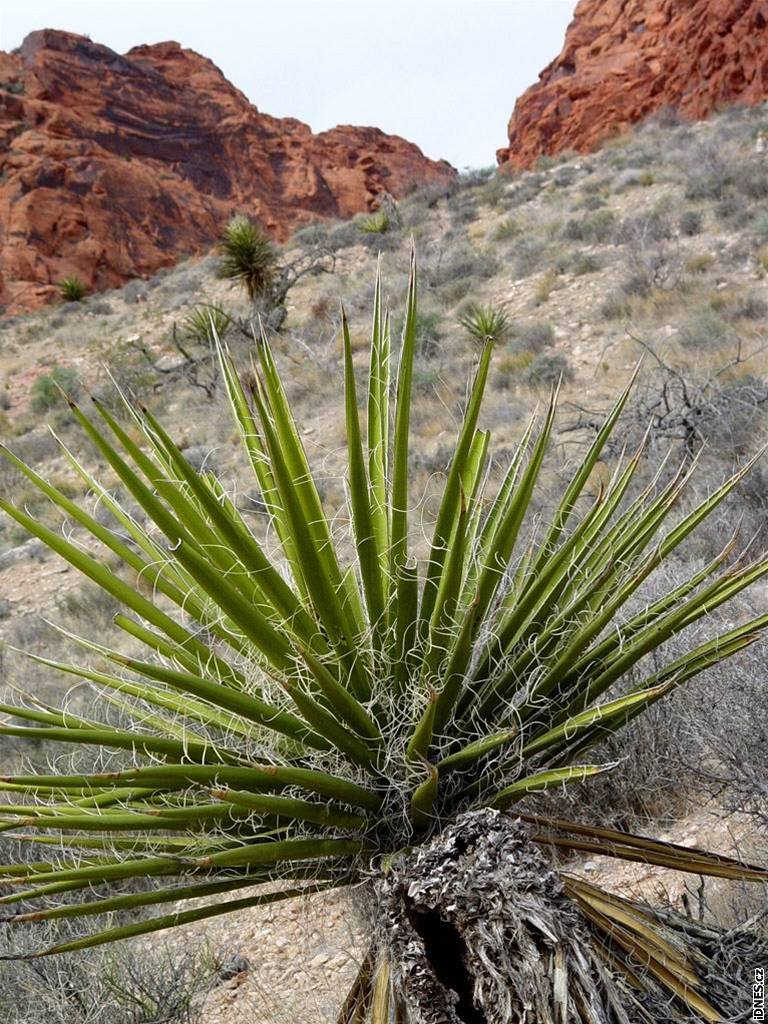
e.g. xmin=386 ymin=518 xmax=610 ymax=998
xmin=498 ymin=0 xmax=768 ymax=169
xmin=0 ymin=30 xmax=455 ymax=314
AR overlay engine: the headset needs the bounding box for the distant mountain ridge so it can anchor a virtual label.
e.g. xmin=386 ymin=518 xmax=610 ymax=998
xmin=498 ymin=0 xmax=768 ymax=169
xmin=0 ymin=29 xmax=455 ymax=314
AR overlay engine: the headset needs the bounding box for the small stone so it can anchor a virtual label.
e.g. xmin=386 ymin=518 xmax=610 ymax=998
xmin=154 ymin=352 xmax=187 ymax=372
xmin=218 ymin=953 xmax=251 ymax=980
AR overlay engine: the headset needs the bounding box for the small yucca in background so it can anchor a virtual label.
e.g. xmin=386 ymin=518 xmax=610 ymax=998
xmin=58 ymin=276 xmax=87 ymax=303
xmin=216 ymin=215 xmax=277 ymax=302
xmin=458 ymin=301 xmax=510 ymax=343
xmin=358 ymin=210 xmax=390 ymax=234
xmin=180 ymin=303 xmax=234 ymax=345
xmin=0 ymin=253 xmax=767 ymax=1022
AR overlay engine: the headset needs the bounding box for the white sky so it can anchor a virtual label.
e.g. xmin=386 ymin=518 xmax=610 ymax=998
xmin=0 ymin=1 xmax=574 ymax=169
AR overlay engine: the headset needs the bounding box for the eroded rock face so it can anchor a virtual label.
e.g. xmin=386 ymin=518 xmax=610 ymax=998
xmin=0 ymin=30 xmax=455 ymax=314
xmin=498 ymin=0 xmax=768 ymax=169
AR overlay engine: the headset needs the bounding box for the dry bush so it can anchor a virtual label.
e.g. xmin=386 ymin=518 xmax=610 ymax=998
xmin=0 ymin=906 xmax=220 ymax=1024
xmin=536 ymin=567 xmax=767 ymax=836
xmin=686 ymin=645 xmax=768 ymax=834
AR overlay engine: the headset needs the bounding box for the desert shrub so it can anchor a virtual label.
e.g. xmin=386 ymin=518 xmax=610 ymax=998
xmin=87 ymin=299 xmax=113 ymax=315
xmin=728 ymin=290 xmax=768 ymax=321
xmin=393 ymin=308 xmax=442 ymax=357
xmin=678 ymin=210 xmax=703 ymax=236
xmin=477 ymin=173 xmax=506 ymax=207
xmin=438 ymin=278 xmax=472 ymax=306
xmin=532 ymin=268 xmax=559 ymax=305
xmin=513 ymin=320 xmax=554 ymax=351
xmin=30 ymin=365 xmax=80 ymax=413
xmin=681 ymin=141 xmax=738 ymax=200
xmin=179 ymin=444 xmax=219 ymax=474
xmin=600 ymin=290 xmax=632 ymax=320
xmin=735 ymin=162 xmax=768 ymax=201
xmin=679 ymin=308 xmax=731 ymax=349
xmin=490 ymin=216 xmax=520 ymax=242
xmin=0 ymin=925 xmax=219 ymax=1024
xmin=457 ymin=302 xmax=510 ymax=344
xmin=59 ymin=276 xmax=87 ymax=302
xmin=580 ymin=174 xmax=607 ymax=194
xmin=566 ymin=251 xmax=602 ymax=276
xmin=511 ymin=237 xmax=548 ymax=278
xmin=623 ymin=352 xmax=768 ymax=461
xmin=551 ymin=166 xmax=578 ymax=189
xmin=121 ymin=279 xmax=149 ymax=304
xmin=399 ymin=199 xmax=432 ymax=230
xmin=448 ymin=195 xmax=480 ymax=225
xmin=326 ymin=220 xmax=361 ymax=251
xmin=502 ymin=173 xmax=544 ymax=208
xmin=94 ymin=346 xmax=161 ymax=411
xmin=577 ymin=193 xmax=607 ymax=211
xmin=714 ymin=193 xmax=750 ymax=228
xmin=357 ymin=210 xmax=390 ymax=234
xmin=562 ymin=209 xmax=616 ymax=244
xmin=707 ymin=678 xmax=768 ymax=834
xmin=687 ymin=374 xmax=768 ymax=455
xmin=3 ymin=430 xmax=60 ymax=468
xmin=684 ymin=253 xmax=714 ymax=275
xmin=495 ymin=350 xmax=534 ymax=385
xmin=522 ymin=350 xmax=572 ymax=387
xmin=618 ymin=209 xmax=674 ymax=245
xmin=411 ymin=362 xmax=442 ymax=394
xmin=752 ymin=210 xmax=768 ymax=242
xmin=290 ymin=223 xmax=330 ymax=249
xmin=621 ymin=273 xmax=654 ymax=298
xmin=542 ymin=680 xmax=703 ymax=830
xmin=612 ymin=167 xmax=647 ymax=192
xmin=424 ymin=244 xmax=498 ymax=288
xmin=618 ymin=212 xmax=680 ymax=294
xmin=56 ymin=582 xmax=121 ymax=630
xmin=457 ymin=166 xmax=495 ymax=189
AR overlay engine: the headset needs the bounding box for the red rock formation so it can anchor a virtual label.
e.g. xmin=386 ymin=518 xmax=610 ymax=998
xmin=498 ymin=0 xmax=768 ymax=169
xmin=0 ymin=30 xmax=455 ymax=314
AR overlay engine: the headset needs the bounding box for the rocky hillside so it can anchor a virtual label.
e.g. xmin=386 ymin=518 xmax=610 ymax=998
xmin=0 ymin=30 xmax=455 ymax=316
xmin=498 ymin=0 xmax=768 ymax=169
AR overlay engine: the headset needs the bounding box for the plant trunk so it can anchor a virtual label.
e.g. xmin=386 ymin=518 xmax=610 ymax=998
xmin=365 ymin=810 xmax=765 ymax=1024
xmin=374 ymin=810 xmax=633 ymax=1024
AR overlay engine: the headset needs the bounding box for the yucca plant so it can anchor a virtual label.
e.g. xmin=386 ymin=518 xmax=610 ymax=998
xmin=59 ymin=276 xmax=87 ymax=303
xmin=217 ymin=215 xmax=277 ymax=303
xmin=358 ymin=210 xmax=390 ymax=234
xmin=458 ymin=301 xmax=510 ymax=344
xmin=180 ymin=303 xmax=234 ymax=346
xmin=1 ymin=253 xmax=767 ymax=1023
